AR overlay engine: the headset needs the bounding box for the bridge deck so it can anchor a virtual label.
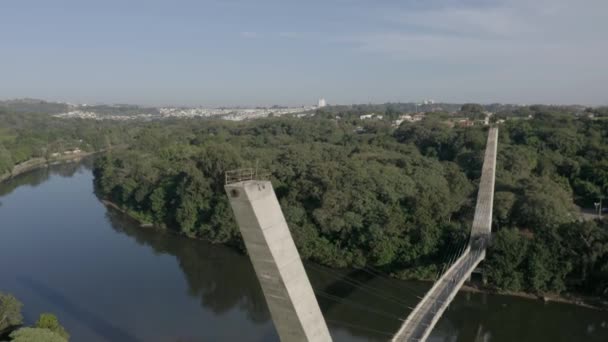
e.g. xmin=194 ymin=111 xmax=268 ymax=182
xmin=392 ymin=127 xmax=498 ymax=342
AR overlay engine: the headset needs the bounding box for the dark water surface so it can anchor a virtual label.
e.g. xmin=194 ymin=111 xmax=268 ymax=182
xmin=0 ymin=161 xmax=606 ymax=342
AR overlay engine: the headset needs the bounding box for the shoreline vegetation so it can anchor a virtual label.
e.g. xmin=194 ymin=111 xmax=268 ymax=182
xmin=92 ymin=111 xmax=608 ymax=311
xmin=0 ymin=292 xmax=69 ymax=342
xmin=10 ymin=154 xmax=608 ymax=311
xmin=0 ymin=151 xmax=98 ymax=183
xmin=460 ymin=284 xmax=607 ymax=311
xmin=101 ymin=199 xmax=153 ymax=228
xmin=2 ymin=105 xmax=607 ymax=316
xmin=101 ymin=197 xmax=608 ymax=311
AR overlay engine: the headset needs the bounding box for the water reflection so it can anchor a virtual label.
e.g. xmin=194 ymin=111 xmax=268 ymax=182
xmin=106 ymin=209 xmax=271 ymax=325
xmin=105 ymin=207 xmax=419 ymax=341
xmin=17 ymin=276 xmax=142 ymax=342
xmin=433 ymin=289 xmax=608 ymax=342
xmin=1 ymin=160 xmax=607 ymax=342
xmin=97 ymin=184 xmax=608 ymax=342
xmin=0 ymin=158 xmax=93 ymax=197
xmin=105 ymin=208 xmax=404 ymax=341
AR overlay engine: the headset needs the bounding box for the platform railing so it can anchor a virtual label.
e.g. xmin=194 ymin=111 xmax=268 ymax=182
xmin=225 ymin=168 xmax=270 ymax=184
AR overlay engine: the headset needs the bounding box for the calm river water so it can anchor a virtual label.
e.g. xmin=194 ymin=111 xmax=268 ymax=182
xmin=0 ymin=160 xmax=606 ymax=342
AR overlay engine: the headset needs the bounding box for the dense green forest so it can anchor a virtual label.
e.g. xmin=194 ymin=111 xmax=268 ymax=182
xmin=0 ymin=292 xmax=69 ymax=341
xmin=91 ymin=107 xmax=608 ymax=299
xmin=0 ymin=99 xmax=69 ymax=115
xmin=1 ymin=104 xmax=607 ymax=299
xmin=0 ymin=109 xmax=134 ymax=175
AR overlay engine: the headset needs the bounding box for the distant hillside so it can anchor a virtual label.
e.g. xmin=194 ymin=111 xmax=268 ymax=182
xmin=0 ymin=99 xmax=161 ymax=117
xmin=0 ymin=98 xmax=71 ymax=114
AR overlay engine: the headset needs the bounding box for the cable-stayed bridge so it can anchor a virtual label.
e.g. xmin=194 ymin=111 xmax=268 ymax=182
xmin=391 ymin=127 xmax=498 ymax=342
xmin=225 ymin=126 xmax=498 ymax=342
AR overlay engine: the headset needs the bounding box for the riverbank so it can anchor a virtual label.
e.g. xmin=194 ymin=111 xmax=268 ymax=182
xmin=461 ymin=283 xmax=608 ymax=311
xmin=101 ymin=200 xmax=154 ymax=228
xmin=100 ymin=197 xmax=608 ymax=312
xmin=0 ymin=151 xmax=100 ymax=184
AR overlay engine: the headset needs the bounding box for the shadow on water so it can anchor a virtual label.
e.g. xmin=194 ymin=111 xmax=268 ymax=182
xmin=16 ymin=276 xmax=142 ymax=342
xmin=3 ymin=160 xmax=608 ymax=342
xmin=105 ymin=207 xmax=415 ymax=341
xmin=307 ymin=265 xmax=418 ymax=340
xmin=104 ymin=205 xmax=608 ymax=342
xmin=105 ymin=208 xmax=272 ymax=325
xmin=103 ymin=205 xmax=608 ymax=342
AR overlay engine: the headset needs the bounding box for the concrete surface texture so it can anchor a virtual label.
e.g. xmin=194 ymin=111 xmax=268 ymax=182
xmin=225 ymin=180 xmax=332 ymax=342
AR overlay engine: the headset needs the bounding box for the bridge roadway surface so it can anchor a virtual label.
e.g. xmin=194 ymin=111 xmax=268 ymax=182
xmin=392 ymin=127 xmax=498 ymax=342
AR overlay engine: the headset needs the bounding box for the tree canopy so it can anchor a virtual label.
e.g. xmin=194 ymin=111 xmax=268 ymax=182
xmin=91 ymin=106 xmax=608 ymax=297
xmin=7 ymin=328 xmax=67 ymax=342
xmin=0 ymin=293 xmax=22 ymax=333
xmin=3 ymin=103 xmax=607 ymax=298
xmin=34 ymin=314 xmax=69 ymax=340
xmin=0 ymin=293 xmax=68 ymax=342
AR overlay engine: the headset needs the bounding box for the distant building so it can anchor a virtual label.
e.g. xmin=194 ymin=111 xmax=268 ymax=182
xmin=481 ymin=111 xmax=493 ymax=126
xmin=318 ymin=98 xmax=327 ymax=108
xmin=411 ymin=113 xmax=425 ymax=121
xmin=354 ymin=126 xmax=365 ymax=133
xmin=392 ymin=114 xmax=412 ymax=127
xmin=456 ymin=119 xmax=474 ymax=127
xmin=393 ymin=113 xmax=424 ymax=127
xmin=360 ymin=113 xmax=383 ymax=120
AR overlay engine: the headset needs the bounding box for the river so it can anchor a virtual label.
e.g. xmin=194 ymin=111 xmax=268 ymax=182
xmin=0 ymin=160 xmax=606 ymax=342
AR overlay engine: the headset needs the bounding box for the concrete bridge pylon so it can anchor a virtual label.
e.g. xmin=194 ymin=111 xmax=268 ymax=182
xmin=225 ymin=171 xmax=332 ymax=342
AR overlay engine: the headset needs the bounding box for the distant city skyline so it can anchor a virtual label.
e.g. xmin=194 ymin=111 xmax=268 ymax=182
xmin=4 ymin=96 xmax=600 ymax=109
xmin=1 ymin=0 xmax=607 ymax=106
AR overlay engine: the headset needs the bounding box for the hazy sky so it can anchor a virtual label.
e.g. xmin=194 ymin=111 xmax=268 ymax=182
xmin=1 ymin=0 xmax=606 ymax=106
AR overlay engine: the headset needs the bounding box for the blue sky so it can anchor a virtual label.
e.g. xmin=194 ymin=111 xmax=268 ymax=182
xmin=1 ymin=0 xmax=606 ymax=106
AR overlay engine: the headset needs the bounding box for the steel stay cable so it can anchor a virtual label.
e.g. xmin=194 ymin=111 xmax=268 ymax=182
xmin=313 ymin=289 xmax=406 ymax=322
xmin=410 ymin=247 xmax=484 ymax=319
xmin=448 ymin=241 xmax=468 ymax=274
xmin=312 ymin=242 xmax=488 ymax=338
xmin=436 ymin=236 xmax=462 ymax=276
xmin=355 ymin=236 xmax=468 ymax=303
xmin=325 ymin=319 xmax=396 ymax=337
xmin=400 ymin=249 xmax=483 ymax=342
xmin=436 ymin=235 xmax=470 ymax=281
xmin=442 ymin=244 xmax=461 ymax=278
xmin=406 ymin=253 xmax=472 ymax=328
xmin=435 ymin=242 xmax=463 ymax=282
xmin=446 ymin=236 xmax=470 ymax=271
xmin=310 ymin=256 xmax=472 ymax=322
xmin=435 ymin=244 xmax=455 ymax=281
xmin=429 ymin=248 xmax=484 ymax=315
xmin=306 ymin=263 xmax=414 ymax=307
xmin=358 ymin=266 xmax=427 ymax=299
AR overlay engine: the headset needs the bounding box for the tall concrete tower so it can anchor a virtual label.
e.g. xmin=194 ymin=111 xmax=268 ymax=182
xmin=225 ymin=169 xmax=332 ymax=342
xmin=318 ymin=98 xmax=327 ymax=108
